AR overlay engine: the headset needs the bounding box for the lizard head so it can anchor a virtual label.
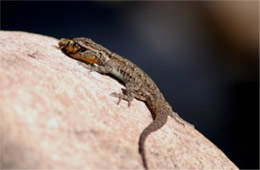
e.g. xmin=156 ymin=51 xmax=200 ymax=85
xmin=58 ymin=38 xmax=81 ymax=54
xmin=58 ymin=38 xmax=100 ymax=65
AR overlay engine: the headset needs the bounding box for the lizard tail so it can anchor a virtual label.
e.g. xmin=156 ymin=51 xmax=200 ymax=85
xmin=138 ymin=112 xmax=168 ymax=169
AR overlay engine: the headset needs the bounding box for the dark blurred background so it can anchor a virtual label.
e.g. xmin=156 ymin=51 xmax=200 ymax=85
xmin=1 ymin=1 xmax=259 ymax=169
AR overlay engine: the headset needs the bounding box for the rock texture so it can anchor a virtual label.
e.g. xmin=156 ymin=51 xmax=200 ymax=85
xmin=0 ymin=31 xmax=238 ymax=169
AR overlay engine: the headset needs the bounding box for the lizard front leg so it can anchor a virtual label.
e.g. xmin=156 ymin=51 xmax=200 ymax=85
xmin=110 ymin=82 xmax=138 ymax=107
xmin=77 ymin=61 xmax=113 ymax=74
xmin=78 ymin=60 xmax=136 ymax=106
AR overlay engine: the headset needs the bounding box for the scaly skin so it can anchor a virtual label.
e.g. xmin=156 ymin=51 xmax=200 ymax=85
xmin=58 ymin=37 xmax=192 ymax=169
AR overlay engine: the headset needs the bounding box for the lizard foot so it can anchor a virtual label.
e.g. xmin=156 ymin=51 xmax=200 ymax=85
xmin=170 ymin=112 xmax=194 ymax=128
xmin=110 ymin=92 xmax=133 ymax=107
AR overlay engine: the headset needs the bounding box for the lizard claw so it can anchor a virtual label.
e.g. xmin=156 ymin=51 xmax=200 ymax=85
xmin=110 ymin=92 xmax=132 ymax=107
xmin=110 ymin=92 xmax=122 ymax=105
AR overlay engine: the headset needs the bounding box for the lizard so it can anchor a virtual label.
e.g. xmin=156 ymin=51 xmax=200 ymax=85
xmin=57 ymin=37 xmax=192 ymax=169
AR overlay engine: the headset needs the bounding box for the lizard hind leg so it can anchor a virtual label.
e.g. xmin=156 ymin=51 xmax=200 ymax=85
xmin=169 ymin=111 xmax=194 ymax=128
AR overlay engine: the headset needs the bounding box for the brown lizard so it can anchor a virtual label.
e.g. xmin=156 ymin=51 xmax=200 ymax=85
xmin=58 ymin=37 xmax=192 ymax=169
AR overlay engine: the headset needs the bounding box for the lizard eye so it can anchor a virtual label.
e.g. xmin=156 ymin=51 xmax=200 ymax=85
xmin=79 ymin=47 xmax=87 ymax=52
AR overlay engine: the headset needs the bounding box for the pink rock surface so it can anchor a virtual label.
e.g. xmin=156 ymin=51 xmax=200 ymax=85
xmin=0 ymin=31 xmax=238 ymax=169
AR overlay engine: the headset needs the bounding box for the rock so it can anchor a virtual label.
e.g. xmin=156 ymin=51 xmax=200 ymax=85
xmin=0 ymin=31 xmax=238 ymax=169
